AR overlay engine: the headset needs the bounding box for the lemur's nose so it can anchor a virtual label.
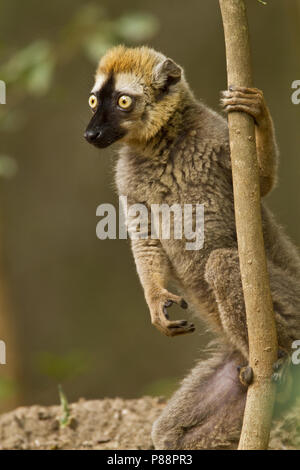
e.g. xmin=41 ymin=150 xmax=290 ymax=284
xmin=84 ymin=128 xmax=100 ymax=143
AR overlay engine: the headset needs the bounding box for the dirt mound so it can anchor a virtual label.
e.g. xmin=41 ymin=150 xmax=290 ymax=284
xmin=0 ymin=396 xmax=299 ymax=450
xmin=0 ymin=396 xmax=165 ymax=450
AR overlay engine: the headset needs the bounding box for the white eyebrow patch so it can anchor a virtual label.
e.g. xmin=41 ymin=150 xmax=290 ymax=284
xmin=115 ymin=73 xmax=143 ymax=95
xmin=92 ymin=74 xmax=107 ymax=93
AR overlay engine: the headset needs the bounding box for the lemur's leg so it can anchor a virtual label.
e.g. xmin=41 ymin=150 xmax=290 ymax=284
xmin=205 ymin=249 xmax=300 ymax=384
xmin=205 ymin=249 xmax=249 ymax=359
xmin=152 ymin=349 xmax=246 ymax=450
xmin=220 ymin=86 xmax=279 ymax=196
xmin=131 ymin=237 xmax=194 ymax=337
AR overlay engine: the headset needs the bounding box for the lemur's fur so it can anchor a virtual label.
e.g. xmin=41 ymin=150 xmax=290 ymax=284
xmin=85 ymin=46 xmax=300 ymax=449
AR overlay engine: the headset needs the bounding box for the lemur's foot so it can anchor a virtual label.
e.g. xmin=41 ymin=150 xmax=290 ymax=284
xmin=237 ymin=365 xmax=253 ymax=387
xmin=272 ymin=348 xmax=291 ymax=385
xmin=149 ymin=289 xmax=195 ymax=337
xmin=220 ymin=86 xmax=269 ymax=126
xmin=237 ymin=350 xmax=290 ymax=388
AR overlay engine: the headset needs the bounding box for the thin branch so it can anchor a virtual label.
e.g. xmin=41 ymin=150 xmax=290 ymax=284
xmin=218 ymin=0 xmax=278 ymax=450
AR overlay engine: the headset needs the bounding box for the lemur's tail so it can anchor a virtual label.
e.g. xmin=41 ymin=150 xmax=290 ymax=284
xmin=152 ymin=346 xmax=300 ymax=449
xmin=152 ymin=348 xmax=247 ymax=450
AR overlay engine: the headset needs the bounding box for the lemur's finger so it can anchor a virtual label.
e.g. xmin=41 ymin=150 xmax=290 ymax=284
xmin=228 ymin=86 xmax=263 ymax=96
xmin=162 ymin=302 xmax=193 ymax=332
xmin=152 ymin=311 xmax=195 ymax=336
xmin=167 ymin=319 xmax=192 ymax=328
xmin=221 ymin=97 xmax=260 ymax=108
xmin=166 ymin=322 xmax=195 ymax=336
xmin=153 ymin=321 xmax=194 ymax=337
xmin=221 ymin=99 xmax=261 ymax=119
xmin=221 ymin=91 xmax=262 ymax=102
xmin=169 ymin=327 xmax=195 ymax=336
xmin=164 ymin=294 xmax=188 ymax=309
xmin=163 ymin=300 xmax=172 ymax=319
xmin=222 ymin=104 xmax=261 ymax=120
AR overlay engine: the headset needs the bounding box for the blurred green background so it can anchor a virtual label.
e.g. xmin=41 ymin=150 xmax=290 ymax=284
xmin=0 ymin=0 xmax=299 ymax=410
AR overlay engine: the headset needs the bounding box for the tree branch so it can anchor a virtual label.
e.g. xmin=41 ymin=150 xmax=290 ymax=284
xmin=218 ymin=0 xmax=278 ymax=450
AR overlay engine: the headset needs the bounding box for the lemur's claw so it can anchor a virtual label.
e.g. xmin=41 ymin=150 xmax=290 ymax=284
xmin=180 ymin=299 xmax=188 ymax=309
xmin=163 ymin=300 xmax=173 ymax=319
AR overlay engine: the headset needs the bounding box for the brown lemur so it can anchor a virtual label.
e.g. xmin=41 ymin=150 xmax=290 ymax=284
xmin=85 ymin=46 xmax=300 ymax=449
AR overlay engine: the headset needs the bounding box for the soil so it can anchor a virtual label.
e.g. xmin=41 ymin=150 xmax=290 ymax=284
xmin=0 ymin=396 xmax=299 ymax=450
xmin=0 ymin=396 xmax=165 ymax=450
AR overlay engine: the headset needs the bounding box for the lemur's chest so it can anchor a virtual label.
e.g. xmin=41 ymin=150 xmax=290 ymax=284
xmin=116 ymin=143 xmax=231 ymax=209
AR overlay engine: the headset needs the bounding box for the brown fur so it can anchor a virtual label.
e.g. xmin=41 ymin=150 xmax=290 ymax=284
xmin=97 ymin=45 xmax=164 ymax=84
xmin=91 ymin=47 xmax=300 ymax=449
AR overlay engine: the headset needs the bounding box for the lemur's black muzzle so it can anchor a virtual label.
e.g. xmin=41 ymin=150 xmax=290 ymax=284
xmin=84 ymin=128 xmax=101 ymax=144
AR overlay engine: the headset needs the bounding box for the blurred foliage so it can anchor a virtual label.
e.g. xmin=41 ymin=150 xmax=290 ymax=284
xmin=34 ymin=351 xmax=92 ymax=383
xmin=141 ymin=377 xmax=179 ymax=399
xmin=0 ymin=155 xmax=18 ymax=179
xmin=0 ymin=377 xmax=17 ymax=400
xmin=0 ymin=3 xmax=159 ymax=100
xmin=0 ymin=2 xmax=159 ymax=181
xmin=1 ymin=40 xmax=54 ymax=96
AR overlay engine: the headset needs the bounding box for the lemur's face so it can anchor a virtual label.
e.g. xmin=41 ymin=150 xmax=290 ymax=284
xmin=84 ymin=72 xmax=148 ymax=148
xmin=84 ymin=46 xmax=183 ymax=148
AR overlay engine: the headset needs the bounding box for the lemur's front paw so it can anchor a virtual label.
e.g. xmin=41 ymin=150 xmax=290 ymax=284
xmin=149 ymin=290 xmax=195 ymax=337
xmin=220 ymin=86 xmax=269 ymax=126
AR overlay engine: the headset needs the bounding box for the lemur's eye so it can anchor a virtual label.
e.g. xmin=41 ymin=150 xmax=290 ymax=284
xmin=89 ymin=94 xmax=98 ymax=110
xmin=118 ymin=95 xmax=132 ymax=110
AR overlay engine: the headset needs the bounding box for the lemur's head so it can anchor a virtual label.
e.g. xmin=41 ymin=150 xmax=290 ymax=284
xmin=84 ymin=46 xmax=186 ymax=148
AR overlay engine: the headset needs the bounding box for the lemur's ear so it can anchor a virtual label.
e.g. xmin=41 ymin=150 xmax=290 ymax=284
xmin=153 ymin=58 xmax=182 ymax=89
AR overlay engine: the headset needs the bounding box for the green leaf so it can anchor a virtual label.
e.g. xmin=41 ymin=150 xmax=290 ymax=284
xmin=0 ymin=155 xmax=18 ymax=178
xmin=116 ymin=13 xmax=159 ymax=42
xmin=58 ymin=384 xmax=70 ymax=427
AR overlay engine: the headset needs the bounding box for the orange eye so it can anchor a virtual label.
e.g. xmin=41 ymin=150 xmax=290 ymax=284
xmin=89 ymin=94 xmax=98 ymax=110
xmin=118 ymin=95 xmax=132 ymax=109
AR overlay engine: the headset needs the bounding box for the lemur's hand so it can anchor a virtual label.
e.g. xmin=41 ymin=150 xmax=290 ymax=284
xmin=146 ymin=288 xmax=194 ymax=337
xmin=220 ymin=86 xmax=271 ymax=127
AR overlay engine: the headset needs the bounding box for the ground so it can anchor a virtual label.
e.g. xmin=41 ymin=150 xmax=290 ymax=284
xmin=0 ymin=396 xmax=299 ymax=450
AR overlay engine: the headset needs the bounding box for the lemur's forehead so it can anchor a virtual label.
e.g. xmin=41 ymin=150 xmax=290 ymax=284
xmin=114 ymin=73 xmax=144 ymax=95
xmin=92 ymin=45 xmax=166 ymax=93
xmin=92 ymin=72 xmax=143 ymax=96
xmin=91 ymin=74 xmax=107 ymax=94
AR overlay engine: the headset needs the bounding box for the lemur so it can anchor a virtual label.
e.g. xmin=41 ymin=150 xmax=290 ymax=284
xmin=85 ymin=46 xmax=300 ymax=449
